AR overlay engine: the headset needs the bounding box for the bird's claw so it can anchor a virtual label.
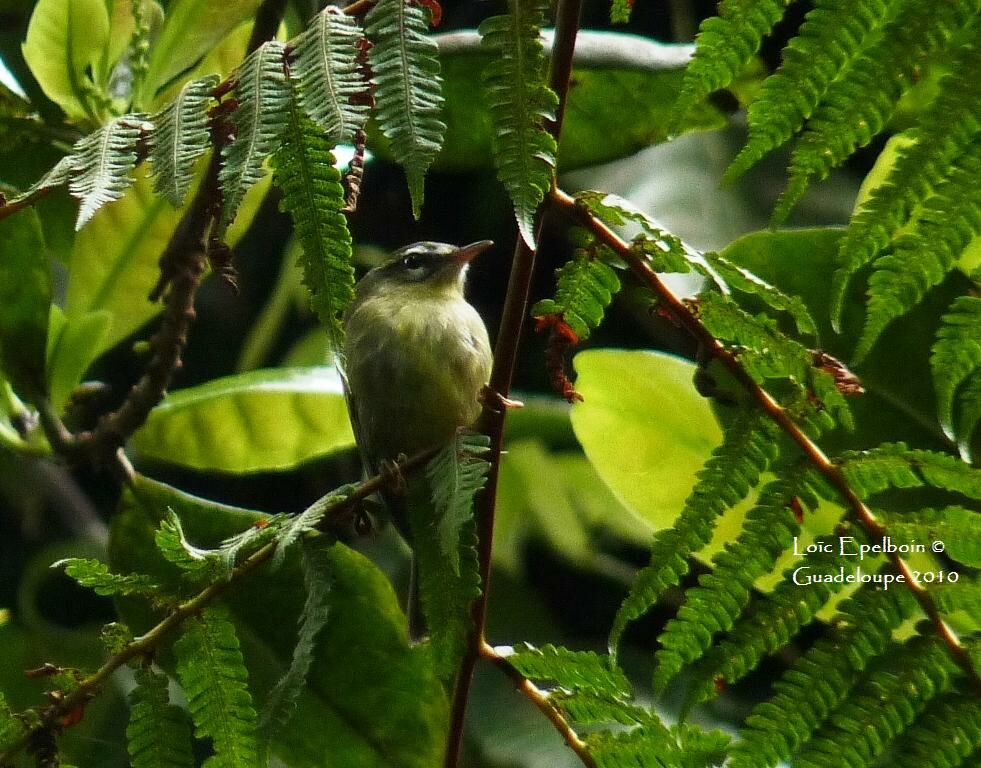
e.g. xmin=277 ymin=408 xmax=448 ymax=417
xmin=380 ymin=455 xmax=408 ymax=496
xmin=480 ymin=386 xmax=524 ymax=414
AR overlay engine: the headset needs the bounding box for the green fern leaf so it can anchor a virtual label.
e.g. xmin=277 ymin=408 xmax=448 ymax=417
xmin=174 ymin=606 xmax=260 ymax=768
xmin=0 ymin=691 xmax=25 ymax=752
xmin=149 ymin=76 xmax=219 ymax=208
xmin=932 ymin=575 xmax=981 ymax=617
xmin=726 ymin=0 xmax=904 ymax=181
xmin=652 ymin=464 xmax=816 ymax=692
xmin=885 ymin=506 xmax=981 ymax=568
xmin=259 ymin=540 xmax=333 ymax=740
xmin=272 ymin=484 xmax=355 ymax=568
xmin=54 ymin=557 xmax=162 ymax=598
xmin=839 ymin=443 xmax=981 ymax=501
xmin=832 ymin=43 xmax=981 ymax=329
xmin=273 ymin=94 xmax=355 ymax=354
xmin=70 ymin=114 xmax=152 ymax=229
xmin=855 ymin=141 xmax=981 ymax=362
xmin=728 ymin=582 xmax=918 ymax=768
xmin=366 ymin=0 xmax=445 ymax=218
xmin=531 ymin=244 xmax=622 ymax=340
xmin=291 ymin=7 xmax=369 ymax=144
xmin=608 ymin=409 xmax=779 ymax=659
xmin=892 ymin=694 xmax=981 ymax=768
xmin=7 ymin=153 xmax=79 ymax=204
xmin=215 ymin=515 xmax=285 ymax=576
xmin=219 ymin=41 xmax=290 ymax=229
xmin=585 ymin=723 xmax=680 ymax=767
xmin=155 ymin=511 xmax=224 ymax=584
xmin=505 ymin=643 xmax=630 ymax=697
xmin=796 ymin=636 xmax=958 ymax=768
xmin=774 ymin=1 xmax=980 ymax=222
xmin=425 ymin=431 xmax=491 ymax=575
xmin=609 ymin=0 xmax=633 ymax=25
xmin=675 ymin=0 xmax=793 ymax=123
xmin=126 ymin=667 xmax=195 ymax=768
xmin=933 ymin=296 xmax=981 ymax=453
xmin=480 ymin=0 xmax=558 ymax=247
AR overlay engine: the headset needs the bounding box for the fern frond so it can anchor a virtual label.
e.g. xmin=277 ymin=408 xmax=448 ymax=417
xmin=219 ymin=41 xmax=290 ymax=229
xmin=174 ymin=606 xmax=260 ymax=768
xmin=0 ymin=692 xmax=25 ymax=752
xmin=273 ymin=94 xmax=355 ymax=354
xmin=608 ymin=409 xmax=779 ymax=659
xmin=855 ymin=140 xmax=981 ymax=362
xmin=155 ymin=511 xmax=224 ymax=584
xmin=127 ymin=667 xmax=195 ymax=768
xmin=149 ymin=76 xmax=219 ymax=208
xmin=832 ymin=42 xmax=981 ymax=328
xmin=891 ymin=694 xmax=981 ymax=768
xmin=54 ymin=557 xmax=162 ymax=598
xmin=70 ymin=114 xmax=152 ymax=229
xmin=585 ymin=724 xmax=680 ymax=767
xmin=531 ymin=244 xmax=622 ymax=341
xmin=726 ymin=0 xmax=903 ymax=181
xmin=291 ymin=7 xmax=369 ymax=145
xmin=425 ymin=431 xmax=491 ymax=575
xmin=366 ymin=0 xmax=445 ymax=218
xmin=795 ymin=636 xmax=959 ymax=768
xmin=480 ymin=0 xmax=558 ymax=247
xmin=652 ymin=464 xmax=816 ymax=692
xmin=214 ymin=515 xmax=285 ymax=576
xmin=728 ymin=583 xmax=918 ymax=768
xmin=273 ymin=484 xmax=355 ymax=568
xmin=7 ymin=153 xmax=79 ymax=204
xmin=674 ymin=0 xmax=793 ymax=122
xmin=839 ymin=443 xmax=981 ymax=501
xmin=932 ymin=575 xmax=981 ymax=617
xmin=504 ymin=644 xmax=631 ymax=697
xmin=259 ymin=540 xmax=333 ymax=740
xmin=885 ymin=506 xmax=981 ymax=568
xmin=933 ymin=295 xmax=981 ymax=452
xmin=774 ymin=1 xmax=980 ymax=221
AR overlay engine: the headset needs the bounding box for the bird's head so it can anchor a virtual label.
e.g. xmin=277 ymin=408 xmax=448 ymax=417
xmin=359 ymin=240 xmax=494 ymax=297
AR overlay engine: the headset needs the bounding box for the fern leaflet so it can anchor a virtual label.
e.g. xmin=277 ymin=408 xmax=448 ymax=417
xmin=932 ymin=295 xmax=981 ymax=454
xmin=273 ymin=91 xmax=355 ymax=355
xmin=174 ymin=606 xmax=260 ymax=768
xmin=504 ymin=644 xmax=631 ymax=697
xmin=838 ymin=443 xmax=981 ymax=501
xmin=608 ymin=409 xmax=778 ymax=660
xmin=259 ymin=540 xmax=333 ymax=740
xmin=366 ymin=0 xmax=445 ymax=218
xmin=155 ymin=511 xmax=224 ymax=584
xmin=149 ymin=76 xmax=219 ymax=208
xmin=70 ymin=114 xmax=151 ymax=229
xmin=219 ymin=41 xmax=290 ymax=230
xmin=480 ymin=0 xmax=558 ymax=248
xmin=884 ymin=506 xmax=981 ymax=568
xmin=272 ymin=484 xmax=355 ymax=568
xmin=891 ymin=694 xmax=981 ymax=768
xmin=126 ymin=666 xmax=195 ymax=768
xmin=831 ymin=41 xmax=981 ymax=328
xmin=291 ymin=7 xmax=369 ymax=145
xmin=54 ymin=557 xmax=162 ymax=598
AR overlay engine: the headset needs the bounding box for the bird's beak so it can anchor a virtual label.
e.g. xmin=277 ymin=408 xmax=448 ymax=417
xmin=453 ymin=240 xmax=494 ymax=265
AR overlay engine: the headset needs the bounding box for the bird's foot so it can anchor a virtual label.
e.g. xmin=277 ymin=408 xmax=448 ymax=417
xmin=479 ymin=385 xmax=524 ymax=414
xmin=379 ymin=455 xmax=409 ymax=496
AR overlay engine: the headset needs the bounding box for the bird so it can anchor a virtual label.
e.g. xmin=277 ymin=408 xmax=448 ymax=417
xmin=342 ymin=241 xmax=494 ymax=632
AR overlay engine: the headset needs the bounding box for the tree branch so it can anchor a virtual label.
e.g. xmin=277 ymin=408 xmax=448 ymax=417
xmin=550 ymin=186 xmax=981 ymax=691
xmin=445 ymin=0 xmax=585 ymax=765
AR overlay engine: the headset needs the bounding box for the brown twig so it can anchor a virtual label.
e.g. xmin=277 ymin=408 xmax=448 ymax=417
xmin=0 ymin=447 xmax=437 ymax=765
xmin=479 ymin=642 xmax=599 ymax=768
xmin=550 ymin=186 xmax=980 ymax=690
xmin=444 ymin=1 xmax=585 ymax=765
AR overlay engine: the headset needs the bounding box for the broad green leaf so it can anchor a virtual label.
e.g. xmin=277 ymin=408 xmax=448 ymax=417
xmin=21 ymin=0 xmax=110 ymax=121
xmin=429 ymin=31 xmax=730 ymax=172
xmin=110 ymin=475 xmax=448 ymax=768
xmin=130 ymin=367 xmax=355 ymax=473
xmin=45 ymin=306 xmax=111 ymax=412
xmin=143 ymin=0 xmax=263 ymax=101
xmin=0 ymin=209 xmax=50 ymax=396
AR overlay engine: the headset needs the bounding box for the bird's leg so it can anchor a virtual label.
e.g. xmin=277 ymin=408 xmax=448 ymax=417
xmin=379 ymin=454 xmax=409 ymax=496
xmin=479 ymin=385 xmax=524 ymax=414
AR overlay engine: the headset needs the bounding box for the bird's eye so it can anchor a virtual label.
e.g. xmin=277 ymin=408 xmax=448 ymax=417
xmin=402 ymin=255 xmax=423 ymax=270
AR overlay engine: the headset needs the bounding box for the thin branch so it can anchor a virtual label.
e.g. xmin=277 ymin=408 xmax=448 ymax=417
xmin=550 ymin=186 xmax=981 ymax=691
xmin=0 ymin=447 xmax=437 ymax=765
xmin=479 ymin=642 xmax=598 ymax=768
xmin=445 ymin=1 xmax=585 ymax=765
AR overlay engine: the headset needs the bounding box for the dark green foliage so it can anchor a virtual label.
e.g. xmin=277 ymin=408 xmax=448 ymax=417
xmin=55 ymin=557 xmax=162 ymax=598
xmin=174 ymin=606 xmax=260 ymax=768
xmin=259 ymin=540 xmax=333 ymax=740
xmin=127 ymin=667 xmax=195 ymax=768
xmin=932 ymin=295 xmax=981 ymax=453
xmin=891 ymin=694 xmax=981 ymax=768
xmin=608 ymin=409 xmax=779 ymax=658
xmin=425 ymin=431 xmax=491 ymax=575
xmin=728 ymin=583 xmax=918 ymax=768
xmin=219 ymin=41 xmax=290 ymax=229
xmin=149 ymin=76 xmax=219 ymax=207
xmin=480 ymin=0 xmax=558 ymax=247
xmin=366 ymin=0 xmax=446 ymax=217
xmin=272 ymin=96 xmax=355 ymax=355
xmin=609 ymin=0 xmax=633 ymax=25
xmin=0 ymin=692 xmax=24 ymax=753
xmin=652 ymin=464 xmax=818 ymax=691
